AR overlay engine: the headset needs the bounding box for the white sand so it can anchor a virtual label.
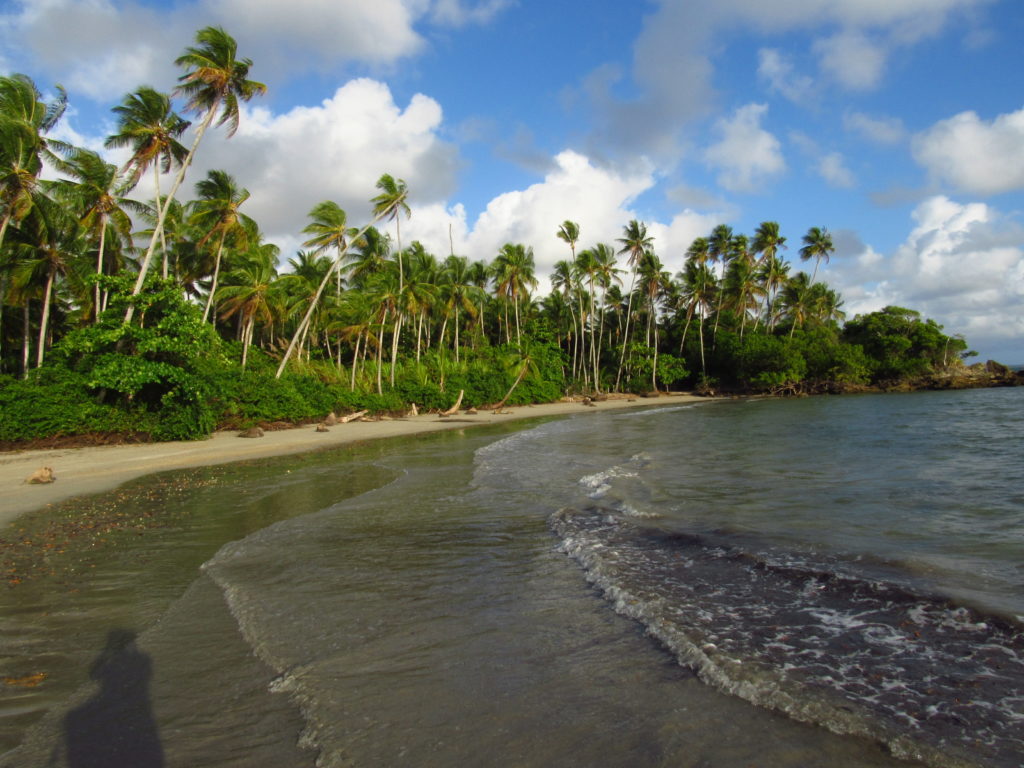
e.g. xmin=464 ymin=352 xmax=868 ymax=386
xmin=0 ymin=394 xmax=705 ymax=525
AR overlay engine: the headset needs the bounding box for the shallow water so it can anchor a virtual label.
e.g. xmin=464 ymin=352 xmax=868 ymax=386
xmin=2 ymin=389 xmax=1022 ymax=766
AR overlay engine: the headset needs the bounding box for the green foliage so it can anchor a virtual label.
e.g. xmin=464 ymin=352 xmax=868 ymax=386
xmin=0 ymin=366 xmax=155 ymax=442
xmin=713 ymin=331 xmax=807 ymax=390
xmin=790 ymin=326 xmax=871 ymax=385
xmin=52 ymin=274 xmax=225 ymax=440
xmin=842 ymin=306 xmax=964 ymax=383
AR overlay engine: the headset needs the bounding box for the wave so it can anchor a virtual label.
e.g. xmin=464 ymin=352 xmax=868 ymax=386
xmin=550 ymin=504 xmax=1024 ymax=768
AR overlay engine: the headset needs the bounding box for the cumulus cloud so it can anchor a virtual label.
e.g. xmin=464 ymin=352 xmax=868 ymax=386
xmin=912 ymin=107 xmax=1024 ymax=196
xmin=832 ymin=197 xmax=1024 ymax=353
xmin=430 ymin=0 xmax=513 ymax=27
xmin=182 ymin=79 xmax=459 ymax=250
xmin=461 ymin=150 xmax=656 ymax=286
xmin=705 ymin=104 xmax=785 ymax=193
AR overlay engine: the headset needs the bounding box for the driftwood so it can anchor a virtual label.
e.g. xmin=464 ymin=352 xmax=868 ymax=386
xmin=439 ymin=390 xmax=464 ymax=417
xmin=339 ymin=410 xmax=367 ymax=424
xmin=25 ymin=467 xmax=55 ymax=484
xmin=239 ymin=427 xmax=264 ymax=438
xmin=407 ymin=403 xmax=419 ymax=417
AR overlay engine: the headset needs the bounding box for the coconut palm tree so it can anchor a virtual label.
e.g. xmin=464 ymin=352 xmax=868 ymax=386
xmin=216 ymin=243 xmax=279 ymax=367
xmin=800 ymin=226 xmax=834 ymax=284
xmin=189 ymin=169 xmax=255 ymax=323
xmin=276 ymin=175 xmax=405 ymax=378
xmin=302 ymin=200 xmax=355 ymax=298
xmin=127 ymin=26 xmax=265 ymax=313
xmin=437 ymin=254 xmax=479 ymax=361
xmin=492 ymin=242 xmax=537 ymax=347
xmin=676 ymin=256 xmax=716 ymax=378
xmin=614 ymin=219 xmax=653 ymax=390
xmin=8 ymin=196 xmax=83 ymax=368
xmin=371 ymin=174 xmax=409 ymax=290
xmin=50 ymin=148 xmax=141 ymax=322
xmin=104 ymin=87 xmax=189 ymax=279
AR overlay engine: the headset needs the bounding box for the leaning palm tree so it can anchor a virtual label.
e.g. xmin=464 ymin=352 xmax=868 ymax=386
xmin=104 ymin=86 xmax=189 ymax=279
xmin=302 ymin=200 xmax=355 ymax=298
xmin=800 ymin=226 xmax=834 ymax=284
xmin=614 ymin=219 xmax=653 ymax=390
xmin=126 ymin=26 xmax=265 ymax=316
xmin=189 ymin=169 xmax=255 ymax=323
xmin=276 ymin=174 xmax=408 ymax=379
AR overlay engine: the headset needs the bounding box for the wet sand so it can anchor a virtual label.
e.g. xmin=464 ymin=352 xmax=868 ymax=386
xmin=0 ymin=394 xmax=704 ymax=525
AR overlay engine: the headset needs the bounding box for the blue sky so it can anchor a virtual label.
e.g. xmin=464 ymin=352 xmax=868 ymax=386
xmin=2 ymin=0 xmax=1023 ymax=361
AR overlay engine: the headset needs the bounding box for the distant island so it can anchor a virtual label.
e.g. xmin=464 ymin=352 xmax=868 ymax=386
xmin=1 ymin=30 xmax=1019 ymax=448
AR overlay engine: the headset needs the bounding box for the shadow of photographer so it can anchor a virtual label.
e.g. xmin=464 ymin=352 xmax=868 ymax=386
xmin=63 ymin=629 xmax=164 ymax=768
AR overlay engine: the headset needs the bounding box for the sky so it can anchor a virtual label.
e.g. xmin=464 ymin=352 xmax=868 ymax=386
xmin=2 ymin=0 xmax=1023 ymax=362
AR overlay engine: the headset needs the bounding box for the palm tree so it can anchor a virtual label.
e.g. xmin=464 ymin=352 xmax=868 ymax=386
xmin=189 ymin=169 xmax=255 ymax=323
xmin=637 ymin=250 xmax=670 ymax=389
xmin=302 ymin=200 xmax=355 ymax=298
xmin=104 ymin=87 xmax=189 ymax=279
xmin=127 ymin=26 xmax=265 ymax=314
xmin=782 ymin=271 xmax=814 ymax=339
xmin=371 ymin=174 xmax=409 ymax=290
xmin=8 ymin=196 xmax=83 ymax=368
xmin=492 ymin=242 xmax=537 ymax=347
xmin=276 ymin=175 xmax=405 ymax=378
xmin=437 ymin=254 xmax=478 ymax=361
xmin=590 ymin=242 xmax=620 ymax=386
xmin=800 ymin=226 xmax=834 ymax=284
xmin=752 ymin=221 xmax=786 ymax=266
xmin=614 ymin=219 xmax=653 ymax=390
xmin=216 ymin=242 xmax=279 ymax=367
xmin=677 ymin=254 xmax=718 ymax=378
xmin=50 ymin=148 xmax=140 ymax=322
xmin=757 ymin=253 xmax=790 ymax=331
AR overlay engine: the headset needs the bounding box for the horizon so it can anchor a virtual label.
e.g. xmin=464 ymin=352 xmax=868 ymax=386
xmin=2 ymin=0 xmax=1022 ymax=362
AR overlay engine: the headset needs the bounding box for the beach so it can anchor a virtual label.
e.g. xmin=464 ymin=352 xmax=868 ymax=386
xmin=0 ymin=394 xmax=702 ymax=525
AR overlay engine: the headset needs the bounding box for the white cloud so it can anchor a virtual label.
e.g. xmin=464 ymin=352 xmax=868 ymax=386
xmin=461 ymin=150 xmax=656 ymax=288
xmin=813 ymin=30 xmax=887 ymax=90
xmin=818 ymin=152 xmax=856 ymax=188
xmin=833 ymin=196 xmax=1024 ymax=354
xmin=705 ymin=104 xmax=785 ymax=193
xmin=912 ymin=107 xmax=1024 ymax=196
xmin=757 ymin=48 xmax=814 ymax=104
xmin=844 ymin=111 xmax=906 ymax=144
xmin=183 ymin=79 xmax=459 ymax=252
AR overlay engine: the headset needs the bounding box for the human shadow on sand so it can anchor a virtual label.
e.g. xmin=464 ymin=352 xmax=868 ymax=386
xmin=63 ymin=629 xmax=164 ymax=768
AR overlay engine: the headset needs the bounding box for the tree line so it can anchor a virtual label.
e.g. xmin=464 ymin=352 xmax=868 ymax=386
xmin=0 ymin=27 xmax=973 ymax=443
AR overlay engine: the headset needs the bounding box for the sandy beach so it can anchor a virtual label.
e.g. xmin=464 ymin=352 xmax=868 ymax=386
xmin=0 ymin=393 xmax=704 ymax=525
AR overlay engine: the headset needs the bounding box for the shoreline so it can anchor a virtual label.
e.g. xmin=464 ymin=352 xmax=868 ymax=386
xmin=0 ymin=393 xmax=706 ymax=526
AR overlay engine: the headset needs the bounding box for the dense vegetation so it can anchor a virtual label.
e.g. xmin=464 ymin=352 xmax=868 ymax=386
xmin=0 ymin=28 xmax=977 ymax=444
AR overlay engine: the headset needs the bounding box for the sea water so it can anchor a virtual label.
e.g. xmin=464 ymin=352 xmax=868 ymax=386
xmin=2 ymin=388 xmax=1021 ymax=767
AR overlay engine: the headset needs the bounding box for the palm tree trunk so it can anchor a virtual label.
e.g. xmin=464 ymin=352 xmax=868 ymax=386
xmin=276 ymin=213 xmax=391 ymax=378
xmin=376 ymin=310 xmax=386 ymax=395
xmin=350 ymin=333 xmax=361 ymax=390
xmin=390 ymin=312 xmax=402 ymax=387
xmin=95 ymin=217 xmax=107 ymax=323
xmin=202 ymin=233 xmax=227 ymax=324
xmin=36 ymin=270 xmax=55 ymax=368
xmin=21 ymin=301 xmax=31 ymax=379
xmin=615 ymin=270 xmax=638 ymax=391
xmin=153 ymin=162 xmax=169 ymax=281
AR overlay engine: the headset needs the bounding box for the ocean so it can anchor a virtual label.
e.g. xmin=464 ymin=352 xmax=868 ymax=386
xmin=2 ymin=387 xmax=1022 ymax=767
